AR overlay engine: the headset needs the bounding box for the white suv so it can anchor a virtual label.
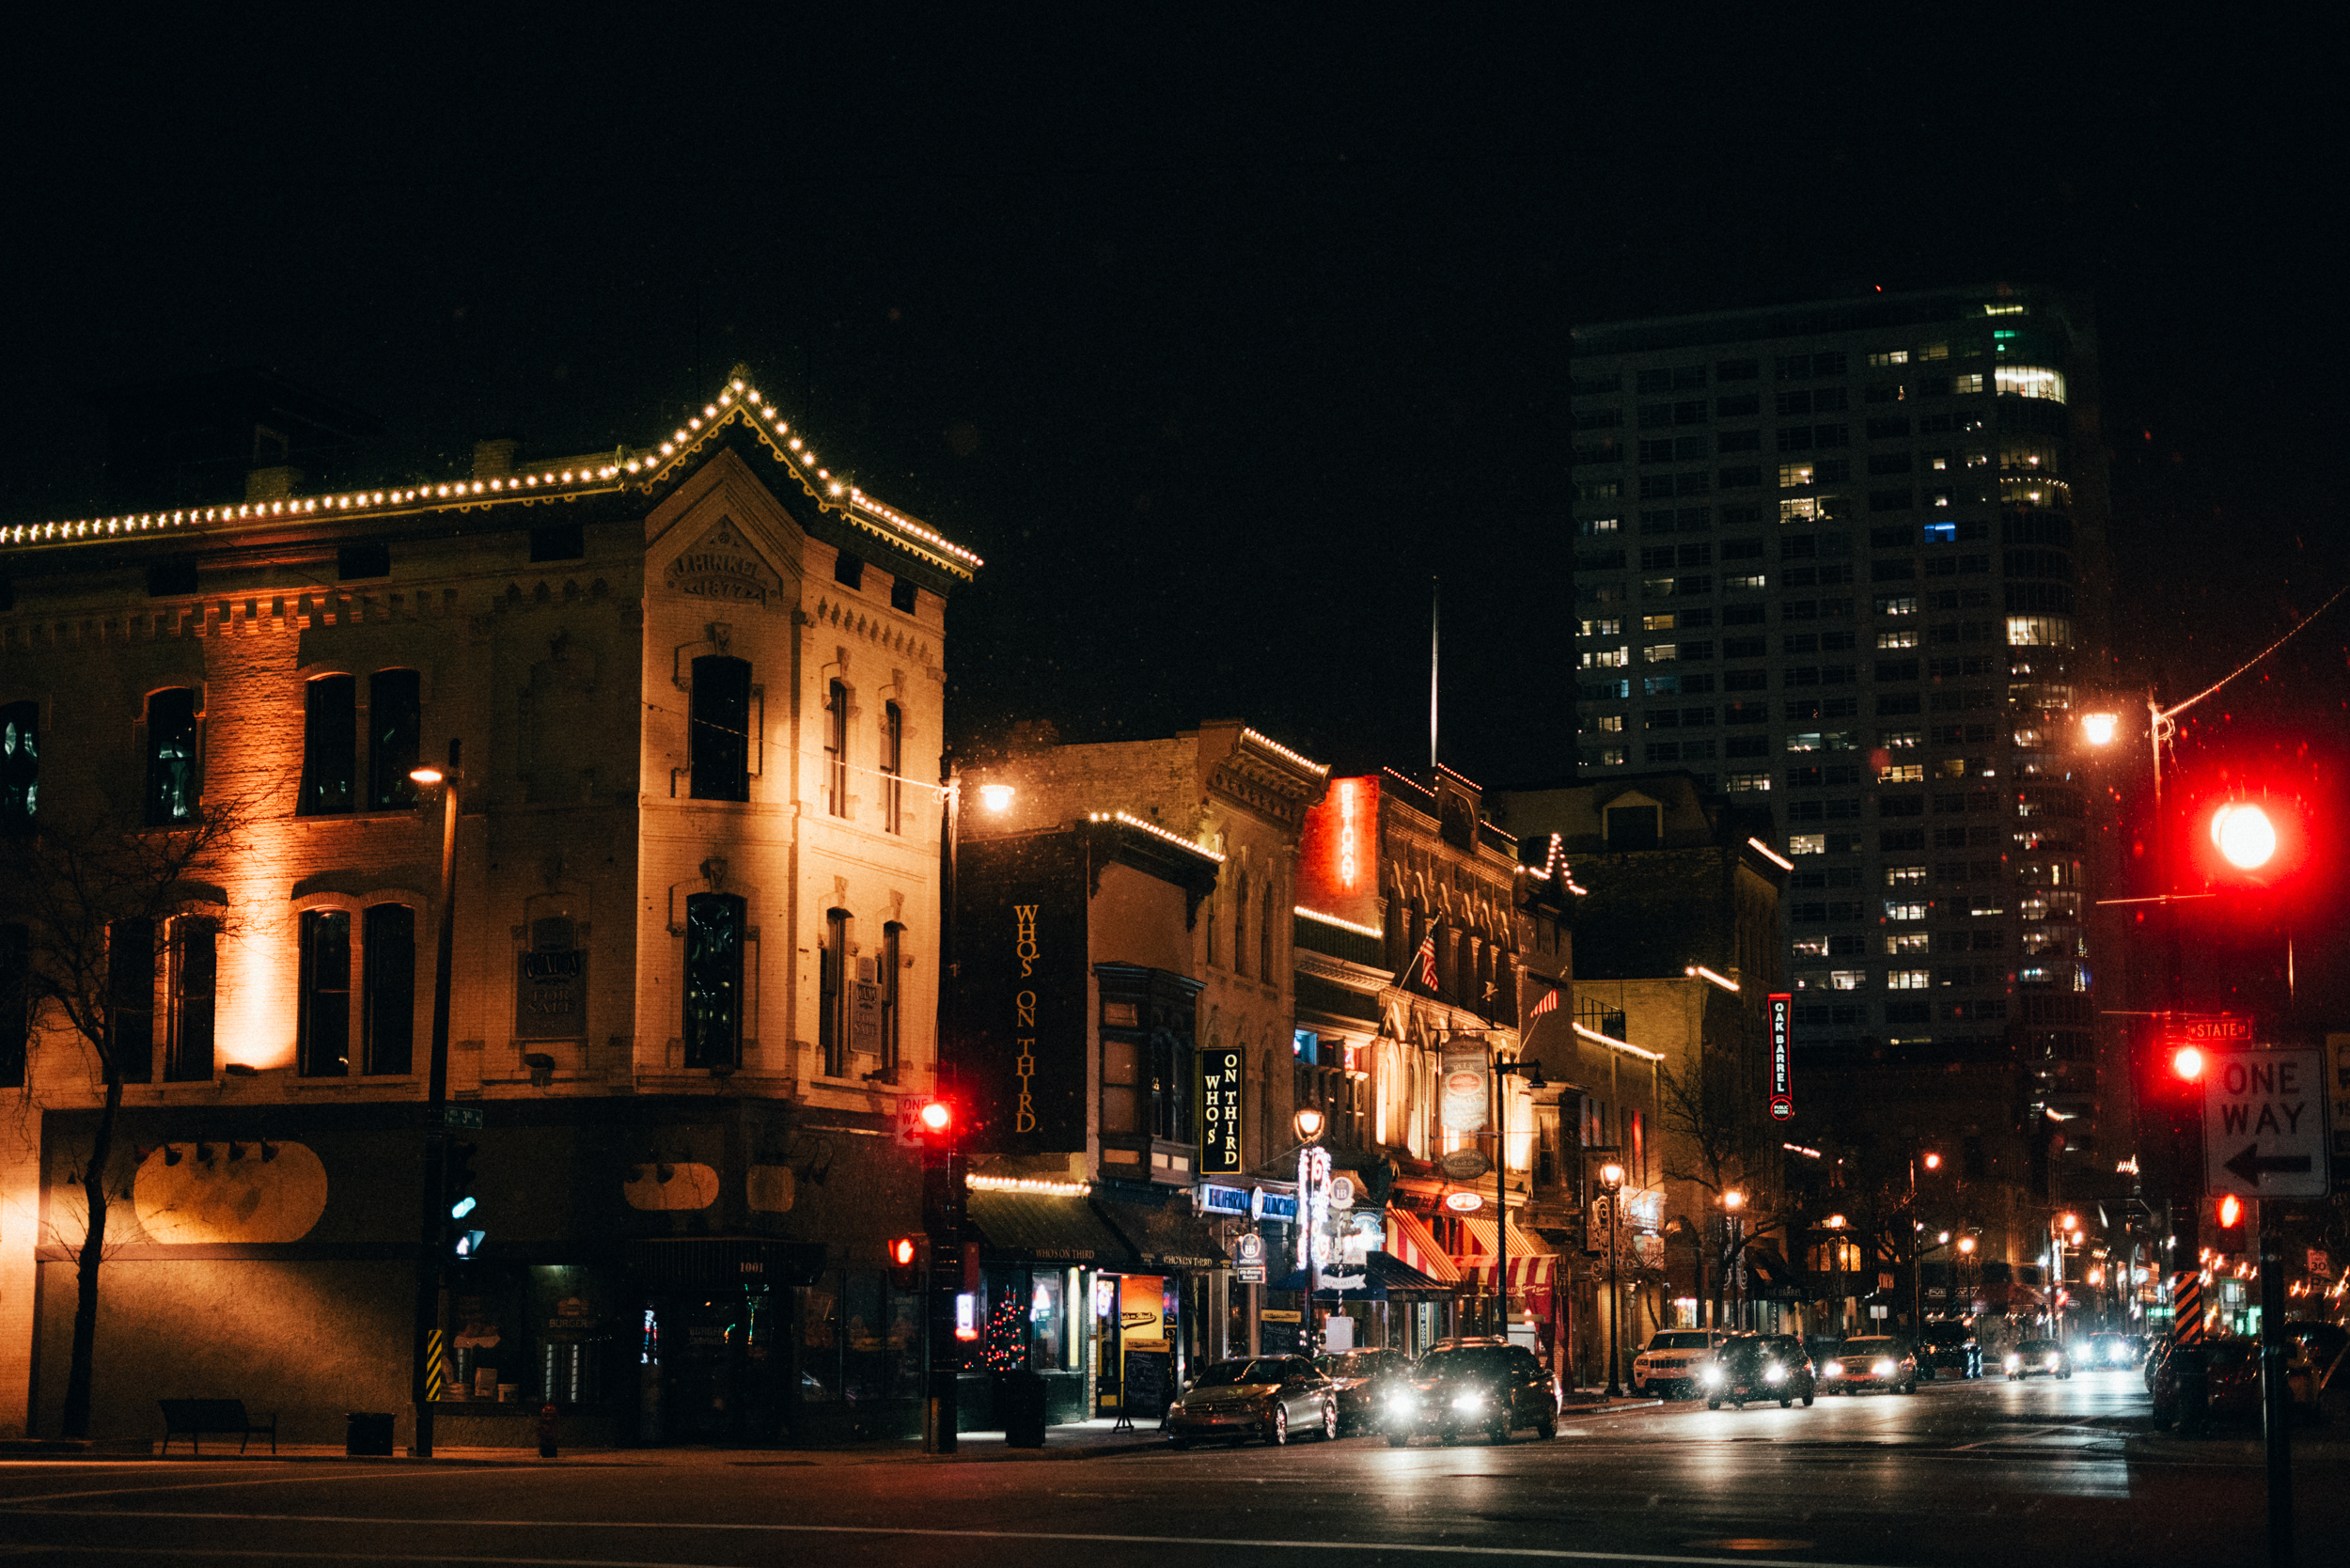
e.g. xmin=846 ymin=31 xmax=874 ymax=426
xmin=1633 ymin=1330 xmax=1731 ymax=1397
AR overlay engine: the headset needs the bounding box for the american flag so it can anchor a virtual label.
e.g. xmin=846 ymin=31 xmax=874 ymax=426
xmin=1396 ymin=931 xmax=1438 ymax=995
xmin=1528 ymin=987 xmax=1560 ymax=1019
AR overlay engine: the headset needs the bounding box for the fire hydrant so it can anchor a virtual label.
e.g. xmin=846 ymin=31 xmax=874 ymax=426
xmin=537 ymin=1402 xmax=559 ymax=1459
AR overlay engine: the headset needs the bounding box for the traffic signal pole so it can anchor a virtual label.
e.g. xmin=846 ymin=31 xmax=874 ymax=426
xmin=2257 ymin=1200 xmax=2294 ymax=1567
xmin=926 ymin=762 xmax=964 ymax=1454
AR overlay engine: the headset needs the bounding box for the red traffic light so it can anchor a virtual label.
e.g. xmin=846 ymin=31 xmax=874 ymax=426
xmin=2171 ymin=1044 xmax=2206 ymax=1082
xmin=2209 ymin=803 xmax=2278 ymax=870
xmin=887 ymin=1236 xmax=917 ymax=1267
xmin=2216 ymin=1193 xmax=2243 ymax=1230
xmin=916 ymin=1100 xmax=953 ymax=1136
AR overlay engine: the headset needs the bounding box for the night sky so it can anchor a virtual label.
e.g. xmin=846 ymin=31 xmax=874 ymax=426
xmin=7 ymin=16 xmax=2345 ymax=1010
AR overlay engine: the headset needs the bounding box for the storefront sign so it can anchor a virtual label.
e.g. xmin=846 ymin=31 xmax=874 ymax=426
xmin=1298 ymin=1148 xmax=1332 ymax=1275
xmin=1768 ymin=993 xmax=1794 ymax=1121
xmin=1197 ymin=1048 xmax=1245 ymax=1176
xmin=1295 ymin=776 xmax=1384 ymax=932
xmin=1439 ymin=1038 xmax=1490 ymax=1135
xmin=956 ymin=839 xmax=1088 ymax=1152
xmin=1234 ymin=1232 xmax=1267 ymax=1285
xmin=1444 ymin=1190 xmax=1483 ymax=1213
xmin=1198 ymin=1184 xmax=1249 ymax=1217
xmin=1256 ymin=1191 xmax=1297 ymax=1221
xmin=1437 ymin=1149 xmax=1491 ymax=1182
xmin=515 ymin=921 xmax=588 ymax=1039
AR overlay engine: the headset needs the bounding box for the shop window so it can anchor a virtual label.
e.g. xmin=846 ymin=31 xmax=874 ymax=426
xmin=298 ymin=909 xmax=352 ymax=1076
xmin=145 ymin=687 xmax=200 ymax=826
xmin=164 ymin=917 xmax=215 ymax=1082
xmin=684 ymin=893 xmax=746 ymax=1070
xmin=880 ymin=701 xmax=904 ymax=835
xmin=105 ymin=917 xmax=155 ymax=1083
xmin=690 ymin=656 xmax=753 ymax=803
xmin=363 ymin=902 xmax=416 ymax=1075
xmin=368 ymin=668 xmax=423 ymax=810
xmin=299 ymin=675 xmax=357 ymax=816
xmin=0 ymin=700 xmax=36 ymax=832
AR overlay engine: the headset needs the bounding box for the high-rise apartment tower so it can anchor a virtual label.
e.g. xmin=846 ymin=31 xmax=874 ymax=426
xmin=1569 ymin=286 xmax=2108 ymax=1135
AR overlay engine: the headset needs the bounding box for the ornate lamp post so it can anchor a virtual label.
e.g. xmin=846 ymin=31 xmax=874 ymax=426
xmin=406 ymin=743 xmax=462 ymax=1459
xmin=1598 ymin=1160 xmax=1625 ymax=1396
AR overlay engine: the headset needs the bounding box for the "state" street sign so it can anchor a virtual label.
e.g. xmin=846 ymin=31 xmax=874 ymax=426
xmin=2203 ymin=1047 xmax=2330 ymax=1200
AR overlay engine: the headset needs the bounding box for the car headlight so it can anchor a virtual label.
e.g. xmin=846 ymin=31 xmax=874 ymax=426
xmin=2005 ymin=1354 xmax=2020 ymax=1370
xmin=1823 ymin=1360 xmax=1843 ymax=1378
xmin=1451 ymin=1391 xmax=1485 ymax=1414
xmin=1703 ymin=1365 xmax=1727 ymax=1385
xmin=2045 ymin=1355 xmax=2060 ymax=1370
xmin=1872 ymin=1359 xmax=1896 ymax=1377
xmin=1388 ymin=1391 xmax=1420 ymax=1414
xmin=1764 ymin=1365 xmax=1784 ymax=1384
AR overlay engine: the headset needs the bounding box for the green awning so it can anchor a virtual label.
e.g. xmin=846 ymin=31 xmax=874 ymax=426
xmin=966 ymin=1188 xmax=1138 ymax=1267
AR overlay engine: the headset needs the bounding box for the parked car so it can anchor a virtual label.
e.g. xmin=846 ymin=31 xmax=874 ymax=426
xmin=2003 ymin=1338 xmax=2072 ymax=1380
xmin=1701 ymin=1334 xmax=1816 ymax=1409
xmin=1632 ymin=1329 xmax=1731 ymax=1398
xmin=1316 ymin=1348 xmax=1415 ymax=1435
xmin=2149 ymin=1337 xmax=2260 ymax=1424
xmin=1917 ymin=1319 xmax=1982 ymax=1380
xmin=1164 ymin=1356 xmax=1338 ymax=1448
xmin=1820 ymin=1336 xmax=1920 ymax=1395
xmin=1385 ymin=1338 xmax=1559 ymax=1446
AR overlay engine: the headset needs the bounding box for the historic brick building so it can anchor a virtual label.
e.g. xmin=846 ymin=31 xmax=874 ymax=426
xmin=0 ymin=369 xmax=976 ymax=1444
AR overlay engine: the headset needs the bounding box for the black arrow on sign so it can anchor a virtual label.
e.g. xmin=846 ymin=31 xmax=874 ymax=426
xmin=2222 ymin=1143 xmax=2313 ymax=1186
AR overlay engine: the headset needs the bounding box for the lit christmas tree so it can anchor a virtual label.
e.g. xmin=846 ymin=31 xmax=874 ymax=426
xmin=983 ymin=1291 xmax=1030 ymax=1371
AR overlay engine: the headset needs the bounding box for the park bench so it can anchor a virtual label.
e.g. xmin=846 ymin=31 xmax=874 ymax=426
xmin=158 ymin=1398 xmax=276 ymax=1454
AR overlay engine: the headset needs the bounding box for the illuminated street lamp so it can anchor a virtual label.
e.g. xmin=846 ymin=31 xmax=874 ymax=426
xmin=1292 ymin=1105 xmax=1326 ymax=1143
xmin=1720 ymin=1188 xmax=1746 ymax=1330
xmin=406 ymin=743 xmax=463 ymax=1458
xmin=1598 ymin=1160 xmax=1626 ymax=1396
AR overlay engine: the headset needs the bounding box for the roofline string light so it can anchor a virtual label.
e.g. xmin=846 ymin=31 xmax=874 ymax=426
xmin=4 ymin=376 xmax=981 ymax=577
xmin=1086 ymin=810 xmax=1227 ymax=862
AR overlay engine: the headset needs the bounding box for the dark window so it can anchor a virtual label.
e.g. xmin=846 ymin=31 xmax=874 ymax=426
xmin=298 ymin=909 xmax=352 ymax=1076
xmin=145 ymin=687 xmax=200 ymax=826
xmin=691 ymin=656 xmax=753 ymax=802
xmin=147 ymin=557 xmax=199 ymax=597
xmin=299 ymin=675 xmax=356 ymax=816
xmin=1868 ymin=452 xmax=1913 ymax=476
xmin=818 ymin=906 xmax=849 ymax=1075
xmin=1716 ymin=394 xmax=1760 ymax=418
xmin=529 ymin=523 xmax=584 ymax=562
xmin=1260 ymin=886 xmax=1274 ymax=980
xmin=686 ymin=893 xmax=747 ymax=1071
xmin=0 ymin=700 xmax=37 ymax=833
xmin=1716 ymin=429 xmax=1761 ymax=453
xmin=106 ymin=919 xmax=158 ymax=1081
xmin=880 ymin=701 xmax=904 ymax=835
xmin=823 ymin=679 xmax=849 ymax=816
xmin=1605 ymin=807 xmax=1660 ymax=849
xmin=890 ymin=576 xmax=917 ymax=613
xmin=1716 ymin=358 xmax=1760 ymax=381
xmin=164 ymin=917 xmax=215 ymax=1081
xmin=337 ymin=542 xmax=391 ymax=580
xmin=881 ymin=921 xmax=903 ymax=1075
xmin=834 ymin=553 xmax=865 ymax=589
xmin=368 ymin=668 xmax=422 ymax=810
xmin=362 ymin=902 xmax=415 ymax=1075
xmin=0 ymin=923 xmax=25 ymax=1087
xmin=1233 ymin=871 xmax=1250 ymax=978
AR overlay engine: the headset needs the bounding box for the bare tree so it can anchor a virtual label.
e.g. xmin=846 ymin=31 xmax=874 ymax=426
xmin=1658 ymin=1057 xmax=1793 ymax=1327
xmin=1 ymin=793 xmax=255 ymax=1438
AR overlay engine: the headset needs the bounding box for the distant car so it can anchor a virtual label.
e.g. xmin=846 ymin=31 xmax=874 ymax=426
xmin=1164 ymin=1356 xmax=1337 ymax=1447
xmin=1633 ymin=1329 xmax=1730 ymax=1398
xmin=1385 ymin=1339 xmax=1559 ymax=1446
xmin=1701 ymin=1334 xmax=1815 ymax=1409
xmin=1821 ymin=1336 xmax=1920 ymax=1395
xmin=2003 ymin=1338 xmax=2072 ymax=1380
xmin=1916 ymin=1319 xmax=1982 ymax=1380
xmin=2081 ymin=1333 xmax=2141 ymax=1371
xmin=1316 ymin=1348 xmax=1414 ymax=1434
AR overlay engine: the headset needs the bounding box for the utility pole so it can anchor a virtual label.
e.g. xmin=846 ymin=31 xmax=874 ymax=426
xmin=409 ymin=741 xmax=462 ymax=1459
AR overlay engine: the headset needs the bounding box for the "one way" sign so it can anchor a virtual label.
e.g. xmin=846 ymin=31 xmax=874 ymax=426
xmin=2204 ymin=1047 xmax=2330 ymax=1200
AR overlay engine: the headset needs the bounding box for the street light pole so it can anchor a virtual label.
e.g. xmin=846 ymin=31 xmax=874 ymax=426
xmin=1599 ymin=1161 xmax=1625 ymax=1396
xmin=927 ymin=763 xmax=964 ymax=1456
xmin=1492 ymin=1055 xmax=1547 ymax=1342
xmin=408 ymin=740 xmax=462 ymax=1459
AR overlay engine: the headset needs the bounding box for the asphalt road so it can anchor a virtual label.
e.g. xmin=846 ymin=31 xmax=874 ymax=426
xmin=0 ymin=1370 xmax=2339 ymax=1568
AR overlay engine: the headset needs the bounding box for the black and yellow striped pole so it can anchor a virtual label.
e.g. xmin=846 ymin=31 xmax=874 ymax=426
xmin=424 ymin=1329 xmax=446 ymax=1402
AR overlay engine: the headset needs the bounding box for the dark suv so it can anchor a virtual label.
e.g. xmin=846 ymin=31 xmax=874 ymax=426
xmin=1702 ymin=1334 xmax=1816 ymax=1409
xmin=1917 ymin=1319 xmax=1982 ymax=1380
xmin=1386 ymin=1339 xmax=1559 ymax=1446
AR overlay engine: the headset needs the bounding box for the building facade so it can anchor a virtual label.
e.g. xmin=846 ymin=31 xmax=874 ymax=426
xmin=0 ymin=370 xmax=975 ymax=1444
xmin=1571 ymin=287 xmax=2111 ymax=1144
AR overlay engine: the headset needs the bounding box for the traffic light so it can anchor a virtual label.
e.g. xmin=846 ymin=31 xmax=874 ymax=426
xmin=897 ymin=1097 xmax=956 ymax=1148
xmin=2171 ymin=1044 xmax=2206 ymax=1084
xmin=886 ymin=1234 xmax=925 ymax=1292
xmin=446 ymin=1141 xmax=482 ymax=1258
xmin=2215 ymin=1193 xmax=2244 ymax=1232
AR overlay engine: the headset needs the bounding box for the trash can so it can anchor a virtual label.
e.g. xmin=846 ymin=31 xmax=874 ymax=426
xmin=345 ymin=1412 xmax=396 ymax=1457
xmin=995 ymin=1371 xmax=1048 ymax=1449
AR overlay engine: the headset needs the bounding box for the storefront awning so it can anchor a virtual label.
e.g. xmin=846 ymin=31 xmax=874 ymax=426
xmin=1386 ymin=1207 xmax=1462 ymax=1284
xmin=1744 ymin=1245 xmax=1801 ymax=1298
xmin=1452 ymin=1215 xmax=1549 ymax=1273
xmin=1265 ymin=1251 xmax=1452 ymax=1299
xmin=966 ymin=1188 xmax=1138 ymax=1268
xmin=1095 ymin=1190 xmax=1229 ymax=1271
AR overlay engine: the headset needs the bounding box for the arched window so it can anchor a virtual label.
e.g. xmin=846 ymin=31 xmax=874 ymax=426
xmin=1232 ymin=871 xmax=1249 ymax=979
xmin=298 ymin=909 xmax=351 ymax=1076
xmin=0 ymin=701 xmax=37 ymax=833
xmin=299 ymin=674 xmax=356 ymax=816
xmin=368 ymin=669 xmax=422 ymax=810
xmin=1259 ymin=885 xmax=1273 ymax=980
xmin=0 ymin=923 xmax=26 ymax=1087
xmin=881 ymin=921 xmax=904 ymax=1074
xmin=823 ymin=681 xmax=849 ymax=817
xmin=164 ymin=917 xmax=216 ymax=1082
xmin=146 ymin=687 xmax=200 ymax=826
xmin=683 ymin=892 xmax=746 ymax=1068
xmin=880 ymin=702 xmax=904 ymax=834
xmin=819 ymin=907 xmax=850 ymax=1075
xmin=362 ymin=902 xmax=416 ymax=1075
xmin=690 ymin=656 xmax=752 ymax=802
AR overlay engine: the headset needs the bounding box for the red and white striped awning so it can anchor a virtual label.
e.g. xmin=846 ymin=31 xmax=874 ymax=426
xmin=1453 ymin=1215 xmax=1559 ymax=1299
xmin=1386 ymin=1207 xmax=1463 ymax=1284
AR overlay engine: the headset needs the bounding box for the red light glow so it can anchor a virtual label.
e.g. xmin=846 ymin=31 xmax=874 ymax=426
xmin=2217 ymin=1194 xmax=2243 ymax=1228
xmin=916 ymin=1100 xmax=953 ymax=1134
xmin=2171 ymin=1044 xmax=2205 ymax=1082
xmin=2210 ymin=803 xmax=2277 ymax=870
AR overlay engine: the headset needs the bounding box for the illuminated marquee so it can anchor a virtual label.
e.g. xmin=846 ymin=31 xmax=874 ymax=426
xmin=1295 ymin=776 xmax=1384 ymax=931
xmin=1197 ymin=1049 xmax=1244 ymax=1176
xmin=1768 ymin=993 xmax=1794 ymax=1121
